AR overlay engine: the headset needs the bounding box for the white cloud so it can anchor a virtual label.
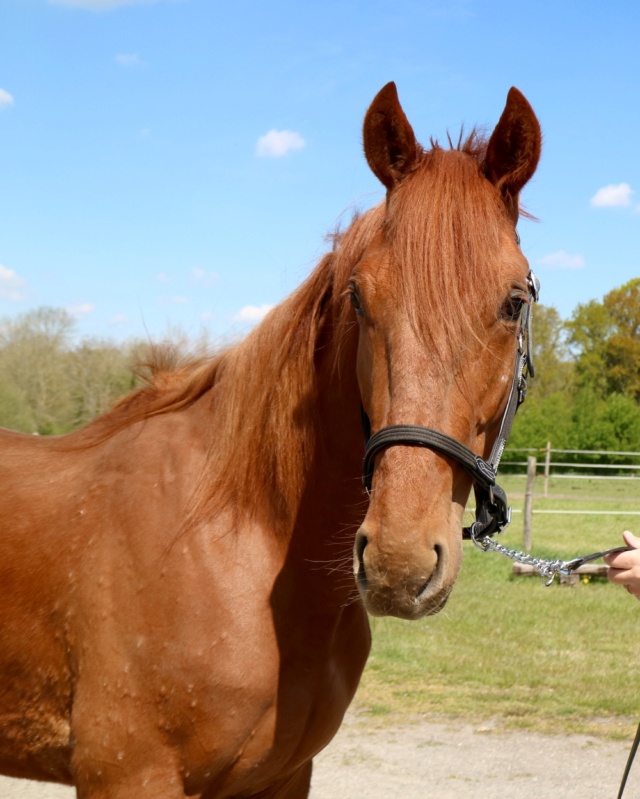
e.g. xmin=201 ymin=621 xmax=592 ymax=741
xmin=191 ymin=267 xmax=220 ymax=288
xmin=0 ymin=89 xmax=14 ymax=110
xmin=49 ymin=0 xmax=159 ymax=9
xmin=156 ymin=272 xmax=170 ymax=283
xmin=537 ymin=251 xmax=586 ymax=270
xmin=158 ymin=292 xmax=190 ymax=307
xmin=67 ymin=302 xmax=96 ymax=319
xmin=109 ymin=314 xmax=129 ymax=325
xmin=256 ymin=130 xmax=306 ymax=158
xmin=590 ymin=183 xmax=634 ymax=208
xmin=115 ymin=53 xmax=142 ymax=67
xmin=233 ymin=304 xmax=274 ymax=322
xmin=0 ymin=264 xmax=25 ymax=301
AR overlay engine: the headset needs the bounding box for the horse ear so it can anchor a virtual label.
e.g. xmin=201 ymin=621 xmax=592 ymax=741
xmin=484 ymin=87 xmax=541 ymax=222
xmin=363 ymin=82 xmax=419 ymax=190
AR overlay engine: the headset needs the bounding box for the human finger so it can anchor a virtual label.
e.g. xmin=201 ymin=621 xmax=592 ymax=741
xmin=604 ymin=550 xmax=639 ymax=569
xmin=604 ymin=535 xmax=640 ymax=569
xmin=607 ymin=566 xmax=634 ymax=585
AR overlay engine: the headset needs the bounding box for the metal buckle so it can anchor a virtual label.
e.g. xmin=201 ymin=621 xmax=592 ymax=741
xmin=527 ymin=270 xmax=540 ymax=302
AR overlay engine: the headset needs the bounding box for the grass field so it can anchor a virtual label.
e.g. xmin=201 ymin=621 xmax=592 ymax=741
xmin=354 ymin=475 xmax=640 ymax=739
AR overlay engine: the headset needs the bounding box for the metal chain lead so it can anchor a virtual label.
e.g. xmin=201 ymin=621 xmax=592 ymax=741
xmin=471 ymin=531 xmax=633 ymax=586
xmin=471 ymin=532 xmax=575 ymax=586
xmin=470 ymin=528 xmax=634 ymax=586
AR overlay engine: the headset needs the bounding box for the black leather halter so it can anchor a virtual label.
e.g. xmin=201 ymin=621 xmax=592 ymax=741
xmin=361 ymin=270 xmax=540 ymax=542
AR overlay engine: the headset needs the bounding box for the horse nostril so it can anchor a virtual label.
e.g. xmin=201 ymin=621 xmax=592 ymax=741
xmin=416 ymin=544 xmax=443 ymax=600
xmin=355 ymin=531 xmax=368 ymax=561
xmin=354 ymin=531 xmax=369 ymax=587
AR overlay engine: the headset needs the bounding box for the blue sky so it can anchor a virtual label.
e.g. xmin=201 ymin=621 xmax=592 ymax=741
xmin=0 ymin=0 xmax=638 ymax=344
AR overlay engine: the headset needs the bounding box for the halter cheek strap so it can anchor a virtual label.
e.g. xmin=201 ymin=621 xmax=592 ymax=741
xmin=361 ymin=271 xmax=540 ymax=542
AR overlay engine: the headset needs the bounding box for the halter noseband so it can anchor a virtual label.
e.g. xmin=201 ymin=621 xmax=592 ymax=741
xmin=361 ymin=270 xmax=540 ymax=542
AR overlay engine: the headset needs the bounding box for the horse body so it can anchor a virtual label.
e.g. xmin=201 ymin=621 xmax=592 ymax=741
xmin=0 ymin=302 xmax=370 ymax=797
xmin=0 ymin=83 xmax=541 ymax=797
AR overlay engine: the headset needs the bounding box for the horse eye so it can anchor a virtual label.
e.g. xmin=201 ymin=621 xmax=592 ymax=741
xmin=500 ymin=295 xmax=525 ymax=322
xmin=348 ymin=287 xmax=364 ymax=315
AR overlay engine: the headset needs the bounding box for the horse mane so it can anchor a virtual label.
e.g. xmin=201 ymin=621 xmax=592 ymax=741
xmin=61 ymin=132 xmax=520 ymax=528
xmin=54 ymin=205 xmax=380 ymax=528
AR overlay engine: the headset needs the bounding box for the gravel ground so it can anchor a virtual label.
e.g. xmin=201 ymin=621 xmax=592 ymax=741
xmin=311 ymin=713 xmax=639 ymax=798
xmin=1 ymin=712 xmax=637 ymax=798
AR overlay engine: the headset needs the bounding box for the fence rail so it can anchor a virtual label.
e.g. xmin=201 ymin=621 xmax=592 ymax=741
xmin=507 ymin=447 xmax=640 ymax=457
xmin=507 ymin=461 xmax=640 ymax=471
xmin=504 ymin=443 xmax=640 ymax=497
xmin=511 ymin=509 xmax=640 ymax=516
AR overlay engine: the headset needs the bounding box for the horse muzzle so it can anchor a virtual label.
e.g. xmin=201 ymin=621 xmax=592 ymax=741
xmin=353 ymin=525 xmax=458 ymax=620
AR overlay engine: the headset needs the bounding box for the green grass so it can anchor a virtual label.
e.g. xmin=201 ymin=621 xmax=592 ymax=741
xmin=353 ymin=476 xmax=640 ymax=739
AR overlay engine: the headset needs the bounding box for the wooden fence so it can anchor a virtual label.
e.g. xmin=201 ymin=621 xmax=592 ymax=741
xmin=506 ymin=447 xmax=640 ymax=555
xmin=506 ymin=448 xmax=640 ymax=582
xmin=505 ymin=443 xmax=640 ymax=496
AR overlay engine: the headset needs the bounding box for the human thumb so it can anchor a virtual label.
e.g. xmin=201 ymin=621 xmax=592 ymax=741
xmin=622 ymin=530 xmax=640 ymax=549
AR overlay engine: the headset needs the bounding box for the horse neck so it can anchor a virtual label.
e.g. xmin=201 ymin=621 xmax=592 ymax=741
xmin=202 ymin=260 xmax=364 ymax=540
xmin=299 ymin=318 xmax=366 ymax=559
xmin=257 ymin=279 xmax=366 ymax=604
xmin=309 ymin=302 xmax=364 ymax=495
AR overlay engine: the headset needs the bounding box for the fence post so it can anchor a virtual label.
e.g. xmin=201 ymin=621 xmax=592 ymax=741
xmin=543 ymin=441 xmax=551 ymax=498
xmin=523 ymin=456 xmax=536 ymax=552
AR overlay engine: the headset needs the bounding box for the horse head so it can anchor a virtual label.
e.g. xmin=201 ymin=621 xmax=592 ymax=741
xmin=352 ymin=82 xmax=541 ymax=619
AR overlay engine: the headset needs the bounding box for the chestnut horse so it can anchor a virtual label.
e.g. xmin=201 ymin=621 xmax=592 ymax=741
xmin=0 ymin=83 xmax=541 ymax=797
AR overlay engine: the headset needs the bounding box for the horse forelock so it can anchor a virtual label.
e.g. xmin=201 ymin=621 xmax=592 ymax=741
xmin=384 ymin=140 xmax=516 ymax=354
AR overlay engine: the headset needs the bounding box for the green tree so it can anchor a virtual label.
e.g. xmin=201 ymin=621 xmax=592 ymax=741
xmin=509 ymin=391 xmax=574 ymax=452
xmin=0 ymin=308 xmax=210 ymax=435
xmin=602 ymin=279 xmax=640 ymax=400
xmin=0 ymin=380 xmax=36 ymax=432
xmin=567 ymin=278 xmax=640 ymax=401
xmin=0 ymin=307 xmax=76 ymax=433
xmin=68 ymin=341 xmax=138 ymax=429
xmin=602 ymin=393 xmax=640 ymax=452
xmin=528 ymin=304 xmax=574 ymax=400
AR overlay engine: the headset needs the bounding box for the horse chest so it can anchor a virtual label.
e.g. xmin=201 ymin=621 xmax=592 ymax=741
xmin=169 ymin=600 xmax=370 ymax=797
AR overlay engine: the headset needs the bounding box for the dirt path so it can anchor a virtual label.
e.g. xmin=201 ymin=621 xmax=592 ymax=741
xmin=311 ymin=713 xmax=638 ymax=798
xmin=1 ymin=712 xmax=637 ymax=798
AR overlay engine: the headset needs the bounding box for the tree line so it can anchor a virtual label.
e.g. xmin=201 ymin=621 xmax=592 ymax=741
xmin=0 ymin=307 xmax=211 ymax=436
xmin=0 ymin=308 xmax=139 ymax=434
xmin=0 ymin=280 xmax=638 ymax=464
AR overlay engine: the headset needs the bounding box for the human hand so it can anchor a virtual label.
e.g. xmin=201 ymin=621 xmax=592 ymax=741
xmin=604 ymin=532 xmax=640 ymax=599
